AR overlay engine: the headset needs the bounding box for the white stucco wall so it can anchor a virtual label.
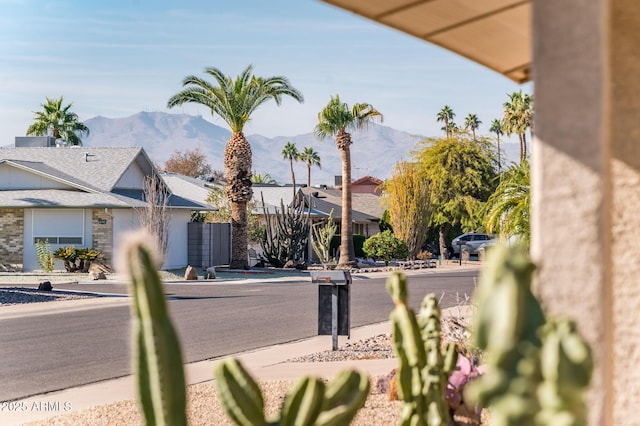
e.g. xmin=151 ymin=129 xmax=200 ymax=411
xmin=0 ymin=164 xmax=69 ymax=190
xmin=111 ymin=208 xmax=189 ymax=270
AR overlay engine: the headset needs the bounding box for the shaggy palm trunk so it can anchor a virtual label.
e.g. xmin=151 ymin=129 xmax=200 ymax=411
xmin=307 ymin=165 xmax=311 ymax=189
xmin=336 ymin=131 xmax=356 ymax=269
xmin=224 ymin=132 xmax=252 ymax=269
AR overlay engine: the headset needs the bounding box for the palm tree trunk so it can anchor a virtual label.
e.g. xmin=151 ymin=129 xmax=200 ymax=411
xmin=337 ymin=135 xmax=355 ymax=269
xmin=307 ymin=165 xmax=311 ymax=189
xmin=230 ymin=201 xmax=248 ymax=269
xmin=224 ymin=132 xmax=252 ymax=269
xmin=497 ymin=135 xmax=501 ymax=173
xmin=290 ymin=158 xmax=296 ymax=200
xmin=519 ymin=134 xmax=525 ymax=164
xmin=522 ymin=132 xmax=528 ymax=161
xmin=438 ymin=224 xmax=450 ymax=261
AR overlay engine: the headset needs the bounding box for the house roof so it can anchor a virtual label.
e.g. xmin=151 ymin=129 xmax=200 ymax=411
xmin=351 ymin=175 xmax=384 ymax=186
xmin=321 ymin=0 xmax=531 ymax=84
xmin=161 ymin=173 xmax=220 ymax=210
xmin=0 ymin=146 xmax=209 ymax=210
xmin=0 ymin=189 xmax=146 ymax=208
xmin=301 ymin=187 xmax=384 ymax=223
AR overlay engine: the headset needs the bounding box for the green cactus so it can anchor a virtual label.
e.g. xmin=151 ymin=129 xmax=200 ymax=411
xmin=214 ymin=358 xmax=370 ymax=426
xmin=536 ymin=318 xmax=593 ymax=426
xmin=124 ymin=235 xmax=187 ymax=426
xmin=465 ymin=244 xmax=593 ymax=426
xmin=386 ymin=271 xmax=458 ymax=426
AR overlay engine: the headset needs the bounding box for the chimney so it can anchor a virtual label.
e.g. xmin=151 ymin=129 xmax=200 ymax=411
xmin=334 ymin=175 xmax=342 ymax=186
xmin=14 ymin=136 xmax=56 ymax=147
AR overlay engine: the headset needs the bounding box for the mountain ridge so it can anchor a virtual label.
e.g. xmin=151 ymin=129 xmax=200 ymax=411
xmin=83 ymin=111 xmax=519 ymax=186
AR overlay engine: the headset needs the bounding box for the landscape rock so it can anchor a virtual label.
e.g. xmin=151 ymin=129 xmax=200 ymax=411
xmin=89 ymin=271 xmax=107 ymax=280
xmin=37 ymin=281 xmax=53 ymax=291
xmin=184 ymin=265 xmax=198 ymax=280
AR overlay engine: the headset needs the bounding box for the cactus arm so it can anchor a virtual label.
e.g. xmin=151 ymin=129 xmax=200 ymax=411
xmin=537 ymin=319 xmax=593 ymax=426
xmin=316 ymin=370 xmax=371 ymax=426
xmin=214 ymin=359 xmax=267 ymax=426
xmin=126 ymin=237 xmax=187 ymax=426
xmin=279 ymin=376 xmax=325 ymax=426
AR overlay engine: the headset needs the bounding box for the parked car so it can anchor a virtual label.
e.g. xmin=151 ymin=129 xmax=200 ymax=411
xmin=451 ymin=232 xmax=495 ymax=256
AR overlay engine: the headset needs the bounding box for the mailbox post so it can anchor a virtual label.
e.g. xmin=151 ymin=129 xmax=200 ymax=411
xmin=456 ymin=240 xmax=466 ymax=265
xmin=310 ymin=270 xmax=351 ymax=351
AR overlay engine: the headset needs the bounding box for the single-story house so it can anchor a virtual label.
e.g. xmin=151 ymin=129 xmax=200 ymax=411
xmin=0 ymin=138 xmax=212 ymax=271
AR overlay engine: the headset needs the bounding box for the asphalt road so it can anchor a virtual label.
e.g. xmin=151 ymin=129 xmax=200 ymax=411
xmin=0 ymin=269 xmax=479 ymax=402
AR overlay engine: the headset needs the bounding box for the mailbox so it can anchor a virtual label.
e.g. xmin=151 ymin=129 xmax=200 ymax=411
xmin=310 ymin=270 xmax=351 ymax=350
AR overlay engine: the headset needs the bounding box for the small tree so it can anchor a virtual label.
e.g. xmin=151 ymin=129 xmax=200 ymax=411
xmin=363 ymin=230 xmax=409 ymax=265
xmin=383 ymin=161 xmax=432 ymax=258
xmin=163 ymin=146 xmax=213 ymax=179
xmin=311 ymin=209 xmax=338 ymax=266
xmin=137 ymin=175 xmax=171 ymax=264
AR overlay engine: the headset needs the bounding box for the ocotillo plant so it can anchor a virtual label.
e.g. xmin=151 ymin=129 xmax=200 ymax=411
xmin=214 ymin=358 xmax=370 ymax=426
xmin=123 ymin=232 xmax=187 ymax=426
xmin=387 ymin=272 xmax=458 ymax=425
xmin=465 ymin=244 xmax=593 ymax=426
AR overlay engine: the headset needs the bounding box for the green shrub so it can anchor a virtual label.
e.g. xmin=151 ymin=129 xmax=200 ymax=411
xmin=363 ymin=230 xmax=409 ymax=265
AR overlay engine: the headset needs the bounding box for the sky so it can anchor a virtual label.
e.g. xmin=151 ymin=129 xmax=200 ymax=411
xmin=0 ymin=0 xmax=531 ymax=141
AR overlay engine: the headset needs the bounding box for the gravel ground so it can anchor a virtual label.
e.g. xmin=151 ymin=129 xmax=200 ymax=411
xmin=0 ymin=287 xmax=99 ymax=306
xmin=23 ymin=379 xmax=402 ymax=426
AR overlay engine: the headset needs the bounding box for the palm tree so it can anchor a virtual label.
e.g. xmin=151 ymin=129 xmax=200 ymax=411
xmin=483 ymin=161 xmax=530 ymax=246
xmin=489 ymin=118 xmax=504 ymax=172
xmin=251 ymin=172 xmax=276 ymax=184
xmin=298 ymin=146 xmax=321 ymax=188
xmin=314 ymin=94 xmax=383 ymax=269
xmin=167 ymin=65 xmax=303 ymax=269
xmin=502 ymin=90 xmax=533 ymax=163
xmin=464 ymin=113 xmax=482 ymax=141
xmin=281 ymin=141 xmax=299 ymax=198
xmin=436 ymin=105 xmax=456 ymax=138
xmin=26 ymin=96 xmax=89 ymax=146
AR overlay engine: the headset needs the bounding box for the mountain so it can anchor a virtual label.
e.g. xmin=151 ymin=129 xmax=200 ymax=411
xmin=83 ymin=111 xmax=520 ymax=186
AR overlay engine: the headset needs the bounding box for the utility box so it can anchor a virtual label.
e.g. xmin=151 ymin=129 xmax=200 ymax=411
xmin=311 ymin=270 xmax=351 ymax=350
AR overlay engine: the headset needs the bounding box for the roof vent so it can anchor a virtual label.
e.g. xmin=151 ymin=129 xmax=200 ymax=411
xmin=312 ymin=191 xmax=319 ymax=197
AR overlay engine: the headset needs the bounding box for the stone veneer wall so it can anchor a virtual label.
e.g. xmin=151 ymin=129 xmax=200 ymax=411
xmin=0 ymin=208 xmax=24 ymax=270
xmin=92 ymin=209 xmax=113 ymax=269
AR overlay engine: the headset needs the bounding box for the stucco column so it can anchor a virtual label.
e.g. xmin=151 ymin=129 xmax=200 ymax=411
xmin=533 ymin=0 xmax=640 ymax=424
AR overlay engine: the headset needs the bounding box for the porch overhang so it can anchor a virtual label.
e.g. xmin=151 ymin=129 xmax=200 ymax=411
xmin=321 ymin=0 xmax=531 ymax=84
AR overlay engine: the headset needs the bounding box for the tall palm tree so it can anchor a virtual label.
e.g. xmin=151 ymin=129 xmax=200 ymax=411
xmin=464 ymin=113 xmax=482 ymax=141
xmin=26 ymin=96 xmax=89 ymax=146
xmin=436 ymin=105 xmax=456 ymax=138
xmin=167 ymin=65 xmax=303 ymax=269
xmin=298 ymin=146 xmax=321 ymax=188
xmin=502 ymin=90 xmax=533 ymax=164
xmin=314 ymin=94 xmax=382 ymax=269
xmin=281 ymin=141 xmax=299 ymax=199
xmin=489 ymin=118 xmax=504 ymax=172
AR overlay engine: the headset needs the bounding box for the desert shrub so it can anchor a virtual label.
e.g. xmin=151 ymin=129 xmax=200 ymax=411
xmin=35 ymin=239 xmax=54 ymax=272
xmin=363 ymin=230 xmax=409 ymax=265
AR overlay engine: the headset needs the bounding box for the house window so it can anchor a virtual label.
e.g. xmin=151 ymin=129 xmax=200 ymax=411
xmin=34 ymin=236 xmax=83 ymax=245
